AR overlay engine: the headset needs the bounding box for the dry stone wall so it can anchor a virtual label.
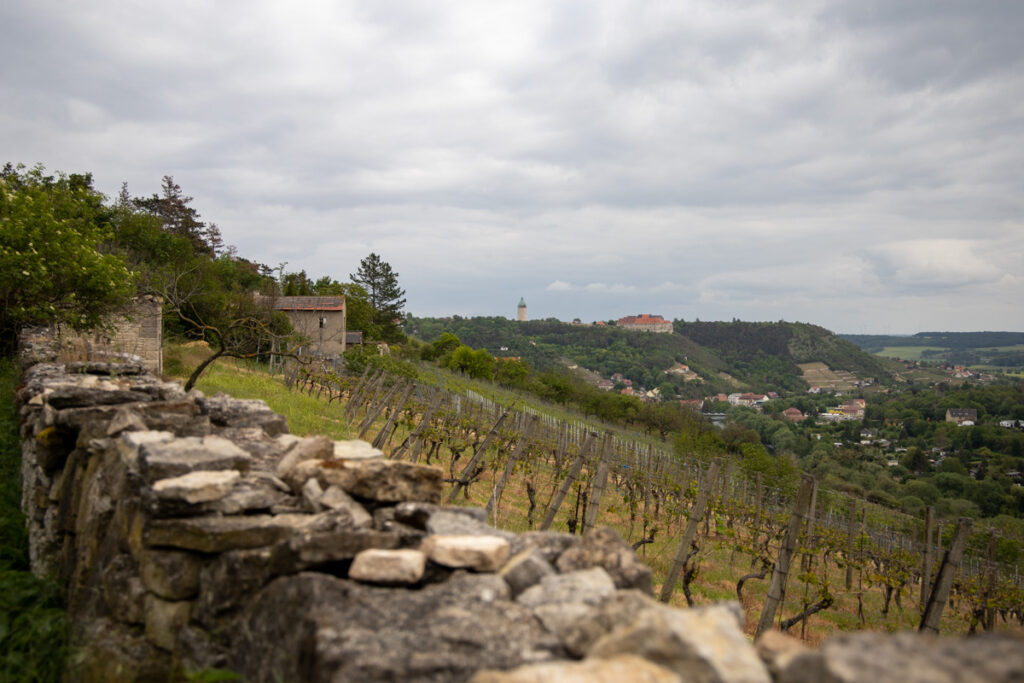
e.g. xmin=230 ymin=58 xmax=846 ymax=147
xmin=15 ymin=346 xmax=1024 ymax=682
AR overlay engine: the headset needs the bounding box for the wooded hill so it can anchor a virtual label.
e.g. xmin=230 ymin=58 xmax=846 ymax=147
xmin=842 ymin=331 xmax=1024 ymax=368
xmin=407 ymin=317 xmax=891 ymax=397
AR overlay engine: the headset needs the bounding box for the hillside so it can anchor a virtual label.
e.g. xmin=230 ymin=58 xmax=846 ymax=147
xmin=408 ymin=317 xmax=891 ymax=397
xmin=841 ymin=331 xmax=1024 ymax=369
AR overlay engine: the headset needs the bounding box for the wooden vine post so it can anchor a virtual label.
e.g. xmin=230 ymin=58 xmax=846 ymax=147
xmin=357 ymin=379 xmax=406 ymax=438
xmin=845 ymin=497 xmax=857 ymax=590
xmin=659 ymin=458 xmax=722 ymax=604
xmin=540 ymin=432 xmax=596 ymax=531
xmin=581 ymin=431 xmax=615 ymax=534
xmin=389 ymin=390 xmax=444 ymax=461
xmin=920 ymin=517 xmax=972 ymax=634
xmin=447 ymin=405 xmax=514 ymax=503
xmin=486 ymin=414 xmax=539 ymax=523
xmin=755 ymin=473 xmax=816 ymax=639
xmin=371 ymin=381 xmax=416 ymax=450
xmin=920 ymin=506 xmax=935 ymax=610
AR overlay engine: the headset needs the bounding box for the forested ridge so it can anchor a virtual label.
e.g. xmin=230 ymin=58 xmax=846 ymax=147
xmin=409 ymin=316 xmax=891 ymax=396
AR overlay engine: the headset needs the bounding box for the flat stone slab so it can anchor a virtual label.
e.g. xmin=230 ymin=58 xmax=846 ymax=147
xmin=152 ymin=470 xmax=240 ymax=504
xmin=471 ymin=654 xmax=682 ymax=683
xmin=318 ymin=459 xmax=443 ymax=503
xmin=333 ymin=439 xmax=384 ymax=461
xmin=145 ymin=514 xmax=312 ymax=553
xmin=350 ymin=549 xmax=427 ymax=584
xmin=139 ymin=435 xmax=252 ymax=483
xmin=422 ymin=535 xmax=511 ymax=572
xmin=516 ymin=567 xmax=616 ymax=607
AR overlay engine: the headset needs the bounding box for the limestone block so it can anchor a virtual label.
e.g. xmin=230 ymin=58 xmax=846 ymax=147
xmin=499 ymin=549 xmax=555 ymax=597
xmin=536 ymin=589 xmax=658 ymax=657
xmin=144 ymin=594 xmax=192 ymax=652
xmin=470 ymin=654 xmax=682 ymax=683
xmin=317 ymin=459 xmax=444 ymax=503
xmin=106 ymin=407 xmax=147 ymax=436
xmin=145 ymin=514 xmax=312 ymax=553
xmin=116 ymin=430 xmax=174 ymax=467
xmin=139 ymin=549 xmax=201 ymax=600
xmin=302 ymin=476 xmax=325 ymax=512
xmin=152 ymin=470 xmax=240 ymax=504
xmin=319 ymin=486 xmax=373 ymax=527
xmin=516 ymin=566 xmax=616 ymax=608
xmin=199 ymin=393 xmax=288 ymax=435
xmin=777 ymin=632 xmax=1024 ymax=683
xmin=276 ymin=434 xmax=334 ymax=480
xmin=509 ymin=530 xmax=579 ymax=564
xmin=208 ymin=477 xmax=287 ymax=515
xmin=556 ymin=526 xmax=653 ymax=594
xmin=288 ymin=528 xmax=403 ymax=565
xmin=756 ymin=630 xmax=809 ymax=678
xmin=139 ymin=435 xmax=251 ymax=483
xmin=589 ymin=602 xmax=770 ymax=683
xmin=349 ymin=549 xmax=427 ymax=584
xmin=332 ymin=439 xmax=384 ymax=460
xmin=423 ymin=534 xmax=511 ymax=572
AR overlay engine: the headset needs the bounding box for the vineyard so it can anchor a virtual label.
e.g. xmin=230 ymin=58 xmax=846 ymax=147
xmin=278 ymin=358 xmax=1024 ymax=638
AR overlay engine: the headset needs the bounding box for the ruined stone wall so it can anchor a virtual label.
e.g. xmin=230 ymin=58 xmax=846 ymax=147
xmin=15 ymin=346 xmax=1024 ymax=682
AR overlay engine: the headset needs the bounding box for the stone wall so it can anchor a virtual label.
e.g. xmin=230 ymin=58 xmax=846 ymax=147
xmin=15 ymin=351 xmax=1024 ymax=682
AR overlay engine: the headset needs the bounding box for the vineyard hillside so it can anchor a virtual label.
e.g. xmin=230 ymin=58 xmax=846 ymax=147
xmin=409 ymin=316 xmax=893 ymax=396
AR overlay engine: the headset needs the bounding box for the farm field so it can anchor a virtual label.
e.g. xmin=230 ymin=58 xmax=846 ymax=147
xmin=798 ymin=362 xmax=859 ymax=389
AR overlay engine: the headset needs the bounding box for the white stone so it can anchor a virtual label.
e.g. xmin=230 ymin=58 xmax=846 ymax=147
xmin=153 ymin=470 xmax=240 ymax=503
xmin=350 ymin=549 xmax=427 ymax=584
xmin=302 ymin=477 xmax=325 ymax=512
xmin=333 ymin=439 xmax=384 ymax=460
xmin=516 ymin=567 xmax=616 ymax=607
xmin=470 ymin=654 xmax=682 ymax=683
xmin=422 ymin=534 xmax=511 ymax=572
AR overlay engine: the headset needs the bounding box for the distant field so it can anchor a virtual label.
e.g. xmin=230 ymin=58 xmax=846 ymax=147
xmin=798 ymin=362 xmax=858 ymax=388
xmin=876 ymin=346 xmax=946 ymax=360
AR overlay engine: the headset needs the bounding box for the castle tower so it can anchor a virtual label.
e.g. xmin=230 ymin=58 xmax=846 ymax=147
xmin=517 ymin=297 xmax=527 ymax=322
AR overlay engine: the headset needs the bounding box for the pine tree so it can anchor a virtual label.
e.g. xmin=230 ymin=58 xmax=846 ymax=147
xmin=350 ymin=253 xmax=406 ymax=340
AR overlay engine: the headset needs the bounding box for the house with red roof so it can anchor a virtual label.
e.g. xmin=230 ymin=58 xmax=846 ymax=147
xmin=616 ymin=314 xmax=673 ymax=333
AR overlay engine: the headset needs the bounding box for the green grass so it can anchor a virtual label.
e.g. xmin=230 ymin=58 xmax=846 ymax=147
xmin=0 ymin=358 xmax=69 ymax=682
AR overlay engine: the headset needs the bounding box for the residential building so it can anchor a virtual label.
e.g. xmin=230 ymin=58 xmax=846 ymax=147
xmin=273 ymin=295 xmax=347 ymax=356
xmin=945 ymin=408 xmax=978 ymax=425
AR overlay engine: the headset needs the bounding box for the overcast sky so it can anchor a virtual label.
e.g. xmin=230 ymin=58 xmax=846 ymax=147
xmin=3 ymin=1 xmax=1022 ymax=334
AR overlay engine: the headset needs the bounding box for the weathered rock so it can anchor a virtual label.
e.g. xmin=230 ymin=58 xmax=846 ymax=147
xmin=350 ymin=548 xmax=427 ymax=584
xmin=423 ymin=534 xmax=511 ymax=572
xmin=499 ymin=548 xmax=555 ymax=597
xmin=207 ymin=476 xmax=287 ymax=514
xmin=302 ymin=476 xmax=325 ymax=512
xmin=200 ymin=392 xmax=289 ymax=435
xmin=276 ymin=434 xmax=335 ymax=480
xmin=289 ymin=527 xmax=404 ymax=565
xmin=517 ymin=567 xmax=617 ymax=607
xmin=318 ymin=458 xmax=444 ymax=504
xmin=509 ymin=530 xmax=579 ymax=564
xmin=106 ymin=407 xmax=148 ymax=436
xmin=589 ymin=602 xmax=770 ymax=683
xmin=139 ymin=549 xmax=201 ymax=600
xmin=194 ymin=546 xmax=288 ymax=626
xmin=232 ymin=572 xmax=562 ymax=683
xmin=138 ymin=435 xmax=251 ymax=483
xmin=333 ymin=439 xmax=385 ymax=460
xmin=470 ymin=654 xmax=683 ymax=683
xmin=71 ymin=617 xmax=170 ymax=683
xmin=556 ymin=527 xmax=653 ymax=594
xmin=536 ymin=589 xmax=658 ymax=657
xmin=152 ymin=469 xmax=240 ymax=504
xmin=777 ymin=632 xmax=1024 ymax=683
xmin=144 ymin=594 xmax=192 ymax=652
xmin=145 ymin=513 xmax=311 ymax=553
xmin=756 ymin=630 xmax=809 ymax=678
xmin=392 ymin=501 xmax=488 ymax=528
xmin=101 ymin=554 xmax=147 ymax=625
xmin=47 ymin=382 xmax=154 ymax=409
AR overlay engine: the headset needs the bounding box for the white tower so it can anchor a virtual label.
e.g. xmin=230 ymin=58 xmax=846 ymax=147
xmin=517 ymin=297 xmax=527 ymax=322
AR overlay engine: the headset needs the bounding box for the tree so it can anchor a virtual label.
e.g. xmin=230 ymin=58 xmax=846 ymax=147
xmin=350 ymin=253 xmax=406 ymax=341
xmin=0 ymin=164 xmax=135 ymax=352
xmin=133 ymin=176 xmax=221 ymax=256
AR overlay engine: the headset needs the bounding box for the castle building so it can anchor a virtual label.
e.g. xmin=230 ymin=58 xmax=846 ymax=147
xmin=616 ymin=313 xmax=672 ymax=333
xmin=517 ymin=297 xmax=527 ymax=321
